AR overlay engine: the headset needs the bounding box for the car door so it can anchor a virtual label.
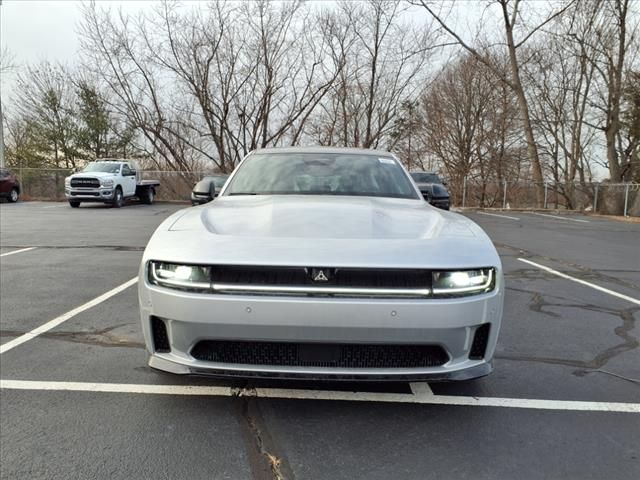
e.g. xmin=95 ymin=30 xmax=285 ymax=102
xmin=0 ymin=168 xmax=10 ymax=195
xmin=121 ymin=164 xmax=137 ymax=197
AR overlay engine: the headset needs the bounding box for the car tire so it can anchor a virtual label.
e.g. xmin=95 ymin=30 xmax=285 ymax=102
xmin=8 ymin=188 xmax=19 ymax=203
xmin=141 ymin=188 xmax=154 ymax=205
xmin=69 ymin=201 xmax=81 ymax=208
xmin=112 ymin=187 xmax=124 ymax=208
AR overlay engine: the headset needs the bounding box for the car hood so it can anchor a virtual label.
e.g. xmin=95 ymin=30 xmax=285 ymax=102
xmin=415 ymin=183 xmax=449 ymax=197
xmin=143 ymin=195 xmax=500 ymax=269
xmin=174 ymin=196 xmax=451 ymax=239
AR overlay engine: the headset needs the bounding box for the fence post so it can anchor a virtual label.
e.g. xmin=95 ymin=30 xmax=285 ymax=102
xmin=502 ymin=181 xmax=507 ymax=209
xmin=543 ymin=182 xmax=548 ymax=209
xmin=593 ymin=183 xmax=599 ymax=213
xmin=462 ymin=177 xmax=467 ymax=208
xmin=624 ymin=183 xmax=630 ymax=217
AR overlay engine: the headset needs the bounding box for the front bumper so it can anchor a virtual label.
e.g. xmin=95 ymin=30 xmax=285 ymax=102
xmin=139 ymin=272 xmax=504 ymax=381
xmin=429 ymin=197 xmax=450 ymax=210
xmin=65 ymin=187 xmax=115 ymax=202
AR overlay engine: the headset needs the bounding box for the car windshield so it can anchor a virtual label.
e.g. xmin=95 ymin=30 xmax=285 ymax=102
xmin=82 ymin=162 xmax=120 ymax=173
xmin=410 ymin=172 xmax=441 ymax=184
xmin=82 ymin=162 xmax=121 ymax=174
xmin=226 ymin=152 xmax=419 ymax=200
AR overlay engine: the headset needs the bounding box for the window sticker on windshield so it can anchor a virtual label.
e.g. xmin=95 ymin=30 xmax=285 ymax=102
xmin=379 ymin=158 xmax=395 ymax=164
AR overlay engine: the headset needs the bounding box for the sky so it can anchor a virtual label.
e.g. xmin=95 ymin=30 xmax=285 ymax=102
xmin=0 ymin=0 xmax=487 ymax=103
xmin=0 ymin=0 xmax=162 ymax=102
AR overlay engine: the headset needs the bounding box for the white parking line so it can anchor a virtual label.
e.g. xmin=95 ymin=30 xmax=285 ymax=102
xmin=0 ymin=277 xmax=138 ymax=355
xmin=531 ymin=212 xmax=590 ymax=223
xmin=0 ymin=247 xmax=37 ymax=258
xmin=1 ymin=379 xmax=638 ymax=413
xmin=475 ymin=211 xmax=520 ymax=221
xmin=518 ymin=258 xmax=640 ymax=306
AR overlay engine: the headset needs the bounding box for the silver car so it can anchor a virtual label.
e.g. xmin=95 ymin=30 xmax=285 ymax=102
xmin=138 ymin=147 xmax=504 ymax=381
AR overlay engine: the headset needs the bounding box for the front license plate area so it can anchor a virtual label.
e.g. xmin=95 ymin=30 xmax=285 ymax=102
xmin=298 ymin=344 xmax=340 ymax=364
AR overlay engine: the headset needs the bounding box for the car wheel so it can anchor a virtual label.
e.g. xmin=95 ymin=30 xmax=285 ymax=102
xmin=69 ymin=201 xmax=81 ymax=208
xmin=112 ymin=187 xmax=124 ymax=208
xmin=8 ymin=188 xmax=19 ymax=203
xmin=141 ymin=188 xmax=154 ymax=205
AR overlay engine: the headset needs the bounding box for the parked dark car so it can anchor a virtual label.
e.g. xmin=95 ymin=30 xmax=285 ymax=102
xmin=191 ymin=175 xmax=229 ymax=205
xmin=0 ymin=168 xmax=20 ymax=203
xmin=410 ymin=171 xmax=450 ymax=210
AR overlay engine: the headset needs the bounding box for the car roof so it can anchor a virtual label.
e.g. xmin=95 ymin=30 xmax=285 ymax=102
xmin=251 ymin=146 xmax=396 ymax=157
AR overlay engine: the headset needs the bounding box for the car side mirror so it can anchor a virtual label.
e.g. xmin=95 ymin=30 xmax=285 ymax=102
xmin=209 ymin=182 xmax=216 ymax=200
xmin=442 ymin=181 xmax=447 ymax=186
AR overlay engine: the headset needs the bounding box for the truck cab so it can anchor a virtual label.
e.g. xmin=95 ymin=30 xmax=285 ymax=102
xmin=65 ymin=160 xmax=159 ymax=208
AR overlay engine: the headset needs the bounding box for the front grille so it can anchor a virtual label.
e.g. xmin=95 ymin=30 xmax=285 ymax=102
xmin=191 ymin=340 xmax=449 ymax=368
xmin=469 ymin=323 xmax=490 ymax=359
xmin=70 ymin=177 xmax=100 ymax=188
xmin=211 ymin=266 xmax=431 ymax=289
xmin=151 ymin=317 xmax=170 ymax=352
xmin=71 ymin=191 xmax=100 ymax=196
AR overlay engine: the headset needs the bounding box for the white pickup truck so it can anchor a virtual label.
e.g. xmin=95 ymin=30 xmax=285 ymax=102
xmin=64 ymin=160 xmax=160 ymax=208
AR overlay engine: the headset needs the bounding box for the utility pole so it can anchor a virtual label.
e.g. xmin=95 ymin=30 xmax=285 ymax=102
xmin=0 ymin=0 xmax=5 ymax=168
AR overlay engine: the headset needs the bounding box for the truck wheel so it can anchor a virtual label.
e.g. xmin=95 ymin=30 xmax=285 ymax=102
xmin=141 ymin=188 xmax=154 ymax=205
xmin=112 ymin=187 xmax=124 ymax=208
xmin=8 ymin=188 xmax=19 ymax=203
xmin=69 ymin=201 xmax=81 ymax=208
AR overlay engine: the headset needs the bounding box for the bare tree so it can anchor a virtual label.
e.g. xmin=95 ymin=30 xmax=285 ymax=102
xmin=523 ymin=6 xmax=601 ymax=208
xmin=80 ymin=3 xmax=204 ymax=173
xmin=80 ymin=1 xmax=345 ymax=174
xmin=414 ymin=0 xmax=576 ymax=206
xmin=311 ymin=1 xmax=435 ymax=149
xmin=574 ymin=0 xmax=639 ymax=183
xmin=420 ymin=53 xmax=524 ymax=206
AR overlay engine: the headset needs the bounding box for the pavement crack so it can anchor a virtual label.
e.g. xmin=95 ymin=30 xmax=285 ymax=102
xmin=234 ymin=394 xmax=294 ymax=480
xmin=497 ymin=306 xmax=639 ymax=378
xmin=0 ymin=325 xmax=144 ymax=349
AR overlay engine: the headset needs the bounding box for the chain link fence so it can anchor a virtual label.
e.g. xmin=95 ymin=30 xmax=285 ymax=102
xmin=7 ymin=168 xmax=640 ymax=217
xmin=456 ymin=178 xmax=640 ymax=217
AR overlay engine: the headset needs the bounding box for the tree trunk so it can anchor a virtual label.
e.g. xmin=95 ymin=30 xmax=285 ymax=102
xmin=501 ymin=1 xmax=545 ymax=206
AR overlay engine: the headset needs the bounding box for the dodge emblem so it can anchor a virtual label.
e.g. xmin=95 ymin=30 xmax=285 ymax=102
xmin=311 ymin=268 xmax=330 ymax=282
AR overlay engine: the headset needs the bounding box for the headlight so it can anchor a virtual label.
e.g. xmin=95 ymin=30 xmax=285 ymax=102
xmin=65 ymin=177 xmax=71 ymax=187
xmin=149 ymin=262 xmax=211 ymax=291
xmin=101 ymin=179 xmax=114 ymax=187
xmin=432 ymin=268 xmax=495 ymax=297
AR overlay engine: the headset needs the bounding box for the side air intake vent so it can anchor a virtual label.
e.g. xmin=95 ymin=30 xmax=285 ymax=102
xmin=151 ymin=316 xmax=170 ymax=353
xmin=469 ymin=324 xmax=491 ymax=360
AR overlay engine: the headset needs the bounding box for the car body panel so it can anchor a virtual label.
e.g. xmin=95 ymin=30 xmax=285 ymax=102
xmin=0 ymin=168 xmax=20 ymax=199
xmin=139 ymin=147 xmax=504 ymax=380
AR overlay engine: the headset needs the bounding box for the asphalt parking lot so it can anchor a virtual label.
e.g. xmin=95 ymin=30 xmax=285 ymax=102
xmin=1 ymin=201 xmax=639 ymax=480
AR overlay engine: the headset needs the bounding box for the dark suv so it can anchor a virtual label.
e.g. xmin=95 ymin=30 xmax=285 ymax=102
xmin=410 ymin=172 xmax=450 ymax=210
xmin=0 ymin=168 xmax=20 ymax=203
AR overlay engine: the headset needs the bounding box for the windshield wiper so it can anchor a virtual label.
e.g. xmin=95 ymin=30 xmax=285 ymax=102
xmin=228 ymin=192 xmax=260 ymax=196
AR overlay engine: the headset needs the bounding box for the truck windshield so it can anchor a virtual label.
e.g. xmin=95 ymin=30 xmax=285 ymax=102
xmin=82 ymin=162 xmax=121 ymax=174
xmin=226 ymin=153 xmax=419 ymax=200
